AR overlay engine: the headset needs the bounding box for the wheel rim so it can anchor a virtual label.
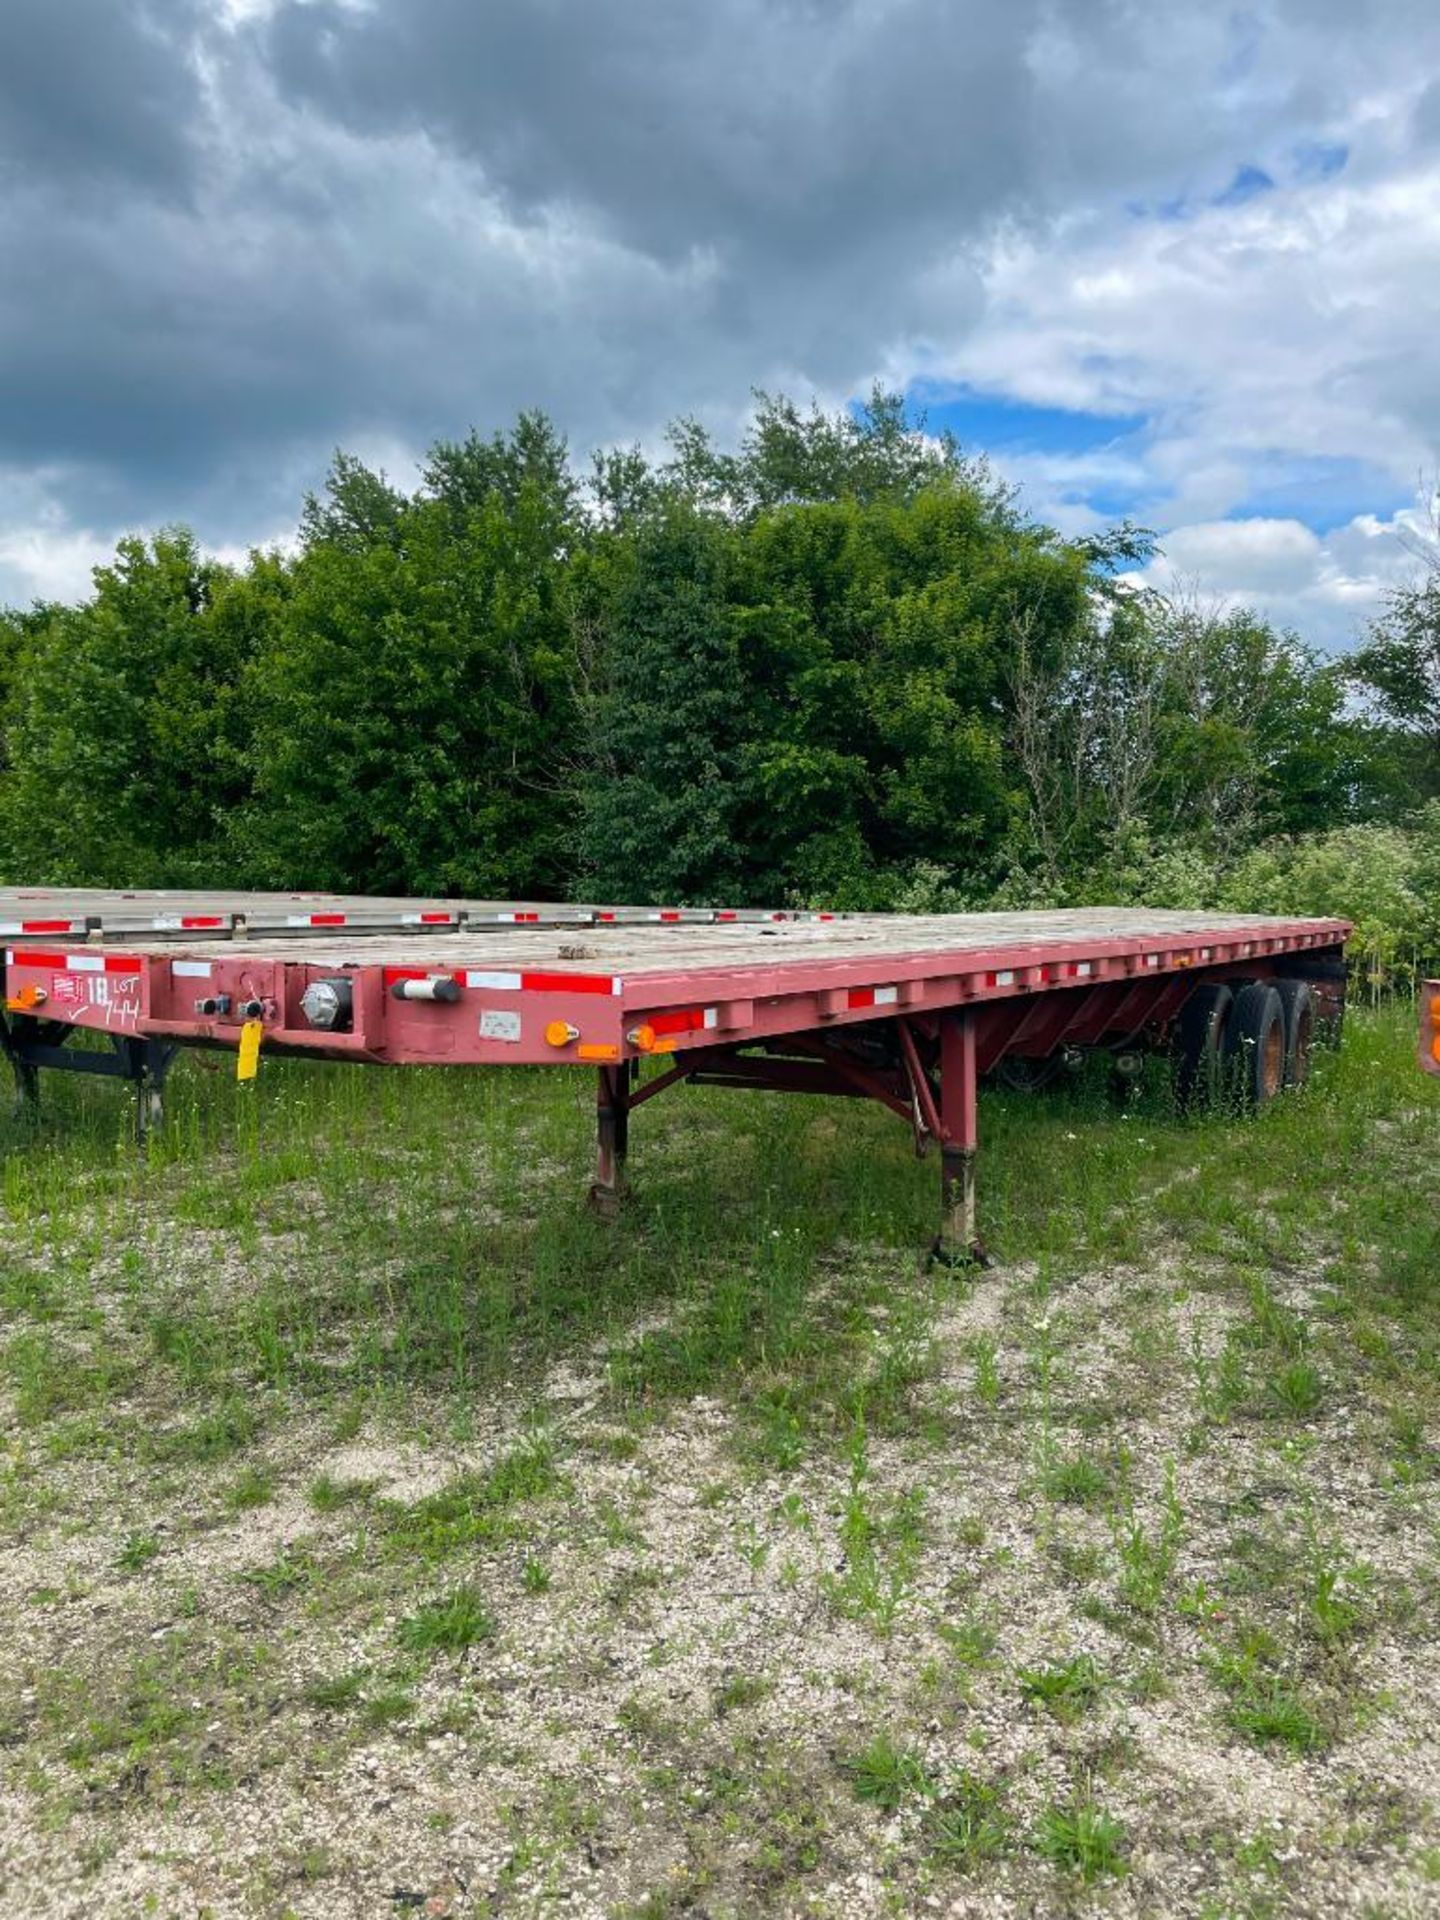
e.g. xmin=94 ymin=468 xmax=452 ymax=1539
xmin=1291 ymin=1007 xmax=1312 ymax=1086
xmin=1262 ymin=1020 xmax=1284 ymax=1099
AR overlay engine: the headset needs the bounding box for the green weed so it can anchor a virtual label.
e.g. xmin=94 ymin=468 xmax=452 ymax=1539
xmin=1034 ymin=1801 xmax=1127 ymax=1880
xmin=1018 ymin=1653 xmax=1106 ymax=1721
xmin=844 ymin=1734 xmax=934 ymax=1811
xmin=925 ymin=1772 xmax=1009 ymax=1865
xmin=396 ymin=1587 xmax=496 ymax=1656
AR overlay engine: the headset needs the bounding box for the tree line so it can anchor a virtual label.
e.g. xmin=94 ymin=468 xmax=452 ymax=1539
xmin=0 ymin=393 xmax=1436 ymax=970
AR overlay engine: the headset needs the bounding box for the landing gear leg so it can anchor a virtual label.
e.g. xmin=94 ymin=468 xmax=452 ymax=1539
xmin=589 ymin=1063 xmax=631 ymax=1218
xmin=117 ymin=1037 xmax=180 ymax=1144
xmin=931 ymin=1010 xmax=990 ymax=1269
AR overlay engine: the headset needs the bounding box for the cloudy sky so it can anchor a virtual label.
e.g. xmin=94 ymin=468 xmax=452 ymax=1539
xmin=2 ymin=0 xmax=1438 ymax=647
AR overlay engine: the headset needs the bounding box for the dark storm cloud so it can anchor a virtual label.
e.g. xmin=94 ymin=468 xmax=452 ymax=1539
xmin=261 ymin=0 xmax=1049 ymax=267
xmin=1 ymin=0 xmax=1438 ymax=599
xmin=0 ymin=0 xmax=1221 ymax=533
xmin=0 ymin=0 xmax=204 ymax=199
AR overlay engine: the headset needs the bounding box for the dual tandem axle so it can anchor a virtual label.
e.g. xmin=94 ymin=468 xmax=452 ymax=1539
xmin=0 ymin=895 xmax=1352 ymax=1261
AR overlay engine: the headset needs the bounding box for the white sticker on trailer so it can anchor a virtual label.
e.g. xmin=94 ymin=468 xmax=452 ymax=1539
xmin=478 ymin=1008 xmax=522 ymax=1042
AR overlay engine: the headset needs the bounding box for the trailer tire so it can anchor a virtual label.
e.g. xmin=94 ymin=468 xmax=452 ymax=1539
xmin=1272 ymin=978 xmax=1315 ymax=1088
xmin=1286 ymin=955 xmax=1347 ymax=1049
xmin=996 ymin=1054 xmax=1065 ymax=1092
xmin=1174 ymin=983 xmax=1233 ymax=1111
xmin=1225 ymin=982 xmax=1286 ymax=1109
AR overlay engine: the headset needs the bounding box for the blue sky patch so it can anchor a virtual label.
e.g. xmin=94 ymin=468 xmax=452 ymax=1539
xmin=1213 ymin=164 xmax=1276 ymax=206
xmin=1227 ymin=456 xmax=1410 ymax=534
xmin=1294 ymin=140 xmax=1349 ymax=182
xmin=904 ymin=385 xmax=1146 ymax=457
xmin=888 ymin=395 xmax=1405 ymax=543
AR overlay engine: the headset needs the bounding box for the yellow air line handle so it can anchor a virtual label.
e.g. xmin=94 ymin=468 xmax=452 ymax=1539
xmin=237 ymin=1019 xmax=264 ymax=1083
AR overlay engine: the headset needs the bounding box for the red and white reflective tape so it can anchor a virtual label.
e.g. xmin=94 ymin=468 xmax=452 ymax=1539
xmin=6 ymin=949 xmax=143 ymax=975
xmin=487 ymin=911 xmax=542 ymax=923
xmin=988 ymin=969 xmax=1016 ymax=988
xmin=648 ymin=1005 xmax=720 ymax=1036
xmin=287 ymin=913 xmax=347 ymax=927
xmin=846 ymin=984 xmax=899 ymax=1010
xmin=153 ymin=914 xmax=228 ymax=930
xmin=402 ymin=911 xmax=457 ymax=926
xmin=461 ymin=969 xmax=622 ymax=996
xmin=0 ymin=918 xmax=85 ymax=936
xmin=172 ymin=960 xmax=214 ymax=979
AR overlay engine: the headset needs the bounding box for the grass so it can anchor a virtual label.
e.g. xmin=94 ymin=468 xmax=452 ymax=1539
xmin=380 ymin=1439 xmax=562 ymax=1559
xmin=924 ymin=1772 xmax=1010 ymax=1865
xmin=1017 ymin=1653 xmax=1107 ymax=1720
xmin=0 ymin=1001 xmax=1436 ymax=1913
xmin=1268 ymin=1359 xmax=1326 ymax=1417
xmin=1041 ymin=1453 xmax=1112 ymax=1506
xmin=845 ymin=1734 xmax=934 ymax=1810
xmin=395 ymin=1587 xmax=496 ymax=1656
xmin=1034 ymin=1801 xmax=1128 ymax=1880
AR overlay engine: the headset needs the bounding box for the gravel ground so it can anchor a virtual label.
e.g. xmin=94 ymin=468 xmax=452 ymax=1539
xmin=2 ymin=1227 xmax=1439 ymax=1920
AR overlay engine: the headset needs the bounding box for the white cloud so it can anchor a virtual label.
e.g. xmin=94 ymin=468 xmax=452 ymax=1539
xmin=1123 ymin=502 xmax=1434 ymax=650
xmin=0 ymin=524 xmax=105 ymax=608
xmin=951 ymin=156 xmax=1440 ymax=499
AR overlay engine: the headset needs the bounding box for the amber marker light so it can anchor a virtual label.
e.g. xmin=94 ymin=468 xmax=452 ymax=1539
xmin=544 ymin=1020 xmax=580 ymax=1048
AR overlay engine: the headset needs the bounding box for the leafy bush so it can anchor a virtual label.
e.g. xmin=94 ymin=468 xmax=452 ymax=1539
xmin=1220 ymin=809 xmax=1440 ymax=984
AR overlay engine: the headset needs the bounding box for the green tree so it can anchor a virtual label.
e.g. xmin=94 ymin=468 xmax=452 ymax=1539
xmin=581 ymin=471 xmax=1093 ymax=907
xmin=659 ymin=385 xmax=987 ymax=520
xmin=1007 ymin=593 xmax=1380 ymax=895
xmin=1349 ymin=567 xmax=1440 ymax=800
xmin=579 ymin=507 xmax=749 ymax=903
xmin=237 ymin=432 xmax=581 ymax=896
xmin=0 ymin=531 xmax=261 ymax=885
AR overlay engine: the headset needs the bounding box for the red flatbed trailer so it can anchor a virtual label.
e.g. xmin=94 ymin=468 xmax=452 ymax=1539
xmin=1423 ymin=980 xmax=1440 ymax=1075
xmin=0 ymin=889 xmax=1350 ymax=1261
